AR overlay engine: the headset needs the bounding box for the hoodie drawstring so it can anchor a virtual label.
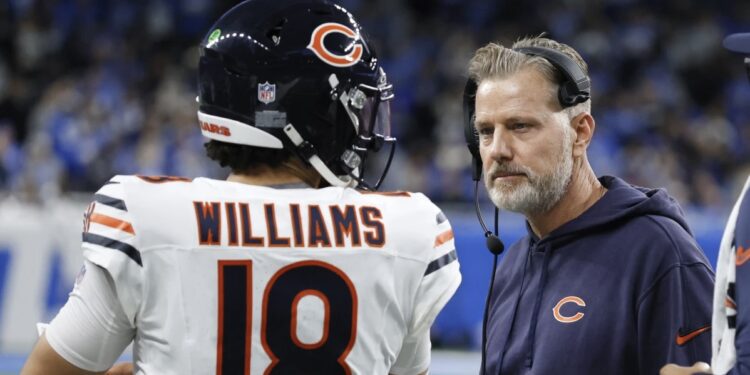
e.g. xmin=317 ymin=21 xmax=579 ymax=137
xmin=496 ymin=241 xmax=533 ymax=374
xmin=525 ymin=244 xmax=552 ymax=368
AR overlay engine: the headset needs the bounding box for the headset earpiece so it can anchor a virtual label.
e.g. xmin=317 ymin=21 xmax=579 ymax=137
xmin=514 ymin=46 xmax=591 ymax=107
xmin=462 ymin=79 xmax=482 ymax=181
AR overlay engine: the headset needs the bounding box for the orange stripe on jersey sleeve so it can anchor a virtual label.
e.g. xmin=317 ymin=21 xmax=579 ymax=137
xmin=90 ymin=213 xmax=135 ymax=235
xmin=434 ymin=229 xmax=454 ymax=248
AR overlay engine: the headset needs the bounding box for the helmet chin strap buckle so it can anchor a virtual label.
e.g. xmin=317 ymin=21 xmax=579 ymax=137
xmin=283 ymin=123 xmax=356 ymax=188
xmin=341 ymin=149 xmax=362 ymax=170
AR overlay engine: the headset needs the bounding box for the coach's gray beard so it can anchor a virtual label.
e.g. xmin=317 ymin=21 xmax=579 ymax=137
xmin=485 ymin=138 xmax=574 ymax=215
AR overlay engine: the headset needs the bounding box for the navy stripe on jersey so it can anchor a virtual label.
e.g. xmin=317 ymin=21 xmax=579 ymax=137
xmin=424 ymin=249 xmax=457 ymax=276
xmin=83 ymin=232 xmax=142 ymax=266
xmin=94 ymin=194 xmax=128 ymax=211
xmin=436 ymin=211 xmax=447 ymax=224
xmin=103 ymin=181 xmax=120 ymax=185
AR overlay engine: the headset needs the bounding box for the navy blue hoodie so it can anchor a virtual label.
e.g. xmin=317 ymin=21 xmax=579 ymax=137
xmin=484 ymin=176 xmax=714 ymax=374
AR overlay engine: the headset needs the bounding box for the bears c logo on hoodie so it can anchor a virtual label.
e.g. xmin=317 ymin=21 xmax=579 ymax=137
xmin=553 ymin=296 xmax=586 ymax=323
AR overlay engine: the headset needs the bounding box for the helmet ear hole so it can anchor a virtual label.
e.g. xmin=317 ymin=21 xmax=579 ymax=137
xmin=266 ymin=18 xmax=287 ymax=46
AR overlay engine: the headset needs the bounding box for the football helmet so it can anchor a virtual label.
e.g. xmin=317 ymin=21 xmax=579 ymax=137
xmin=197 ymin=0 xmax=395 ymax=189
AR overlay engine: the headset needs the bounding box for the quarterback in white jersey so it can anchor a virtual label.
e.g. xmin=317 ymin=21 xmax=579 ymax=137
xmin=42 ymin=175 xmax=459 ymax=374
xmin=22 ymin=0 xmax=461 ymax=374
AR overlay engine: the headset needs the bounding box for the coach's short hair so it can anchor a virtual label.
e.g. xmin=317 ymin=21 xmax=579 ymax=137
xmin=468 ymin=36 xmax=591 ymax=116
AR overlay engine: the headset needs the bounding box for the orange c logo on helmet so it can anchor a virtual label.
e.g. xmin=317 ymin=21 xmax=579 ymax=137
xmin=307 ymin=22 xmax=364 ymax=67
xmin=553 ymin=296 xmax=586 ymax=323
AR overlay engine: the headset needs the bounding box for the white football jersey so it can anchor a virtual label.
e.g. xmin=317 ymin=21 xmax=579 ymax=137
xmin=64 ymin=175 xmax=460 ymax=374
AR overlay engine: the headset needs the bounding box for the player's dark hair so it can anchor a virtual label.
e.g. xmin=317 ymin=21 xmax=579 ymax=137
xmin=204 ymin=140 xmax=295 ymax=173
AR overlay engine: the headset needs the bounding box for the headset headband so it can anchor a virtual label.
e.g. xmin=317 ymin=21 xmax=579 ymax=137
xmin=513 ymin=46 xmax=590 ymax=106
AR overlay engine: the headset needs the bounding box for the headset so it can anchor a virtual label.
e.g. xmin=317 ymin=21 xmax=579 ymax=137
xmin=463 ymin=45 xmax=590 ymax=374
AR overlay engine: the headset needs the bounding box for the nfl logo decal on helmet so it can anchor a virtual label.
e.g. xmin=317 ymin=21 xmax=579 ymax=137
xmin=258 ymin=82 xmax=276 ymax=104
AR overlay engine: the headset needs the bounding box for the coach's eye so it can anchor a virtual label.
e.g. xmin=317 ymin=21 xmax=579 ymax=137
xmin=509 ymin=122 xmax=530 ymax=131
xmin=477 ymin=127 xmax=493 ymax=136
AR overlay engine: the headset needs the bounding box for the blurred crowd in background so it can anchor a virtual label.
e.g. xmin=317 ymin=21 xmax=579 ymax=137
xmin=1 ymin=0 xmax=750 ymax=213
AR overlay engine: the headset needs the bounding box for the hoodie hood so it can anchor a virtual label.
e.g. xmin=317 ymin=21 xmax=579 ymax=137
xmin=532 ymin=175 xmax=692 ymax=245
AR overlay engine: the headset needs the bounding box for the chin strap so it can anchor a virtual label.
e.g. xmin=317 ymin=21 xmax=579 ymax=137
xmin=283 ymin=124 xmax=357 ymax=188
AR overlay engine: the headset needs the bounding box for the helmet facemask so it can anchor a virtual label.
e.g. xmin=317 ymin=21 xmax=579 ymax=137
xmin=332 ymin=68 xmax=395 ymax=190
xmin=284 ymin=68 xmax=395 ymax=190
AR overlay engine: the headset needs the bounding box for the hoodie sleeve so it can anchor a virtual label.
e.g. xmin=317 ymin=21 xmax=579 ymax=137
xmin=635 ymin=224 xmax=714 ymax=374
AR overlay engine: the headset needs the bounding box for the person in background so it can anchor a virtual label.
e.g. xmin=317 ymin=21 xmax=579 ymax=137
xmin=660 ymin=32 xmax=750 ymax=375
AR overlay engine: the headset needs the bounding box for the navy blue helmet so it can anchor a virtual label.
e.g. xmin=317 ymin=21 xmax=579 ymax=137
xmin=197 ymin=0 xmax=395 ymax=189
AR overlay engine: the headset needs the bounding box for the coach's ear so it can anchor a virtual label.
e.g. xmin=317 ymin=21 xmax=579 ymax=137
xmin=571 ymin=112 xmax=595 ymax=158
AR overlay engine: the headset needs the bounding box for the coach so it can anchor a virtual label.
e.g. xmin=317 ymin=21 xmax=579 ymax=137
xmin=465 ymin=36 xmax=714 ymax=374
